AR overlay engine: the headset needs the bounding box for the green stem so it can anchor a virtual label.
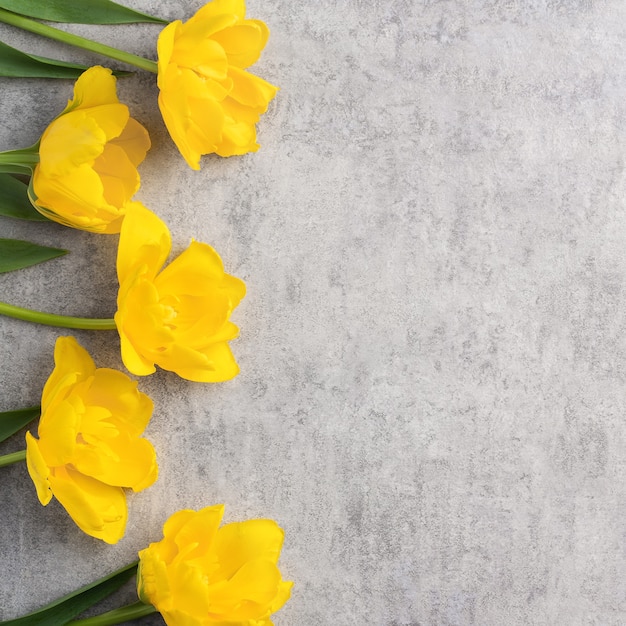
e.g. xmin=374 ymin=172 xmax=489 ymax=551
xmin=67 ymin=601 xmax=157 ymax=626
xmin=0 ymin=301 xmax=117 ymax=330
xmin=0 ymin=8 xmax=158 ymax=73
xmin=0 ymin=148 xmax=39 ymax=167
xmin=0 ymin=449 xmax=26 ymax=467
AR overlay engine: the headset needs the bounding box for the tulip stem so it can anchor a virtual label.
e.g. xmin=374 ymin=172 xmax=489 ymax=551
xmin=0 ymin=148 xmax=39 ymax=167
xmin=0 ymin=8 xmax=158 ymax=74
xmin=0 ymin=301 xmax=117 ymax=330
xmin=67 ymin=601 xmax=157 ymax=626
xmin=0 ymin=449 xmax=26 ymax=467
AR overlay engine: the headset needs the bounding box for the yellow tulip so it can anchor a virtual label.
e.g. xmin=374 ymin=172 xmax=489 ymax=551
xmin=115 ymin=202 xmax=246 ymax=382
xmin=157 ymin=0 xmax=278 ymax=169
xmin=30 ymin=65 xmax=151 ymax=233
xmin=25 ymin=336 xmax=157 ymax=544
xmin=137 ymin=505 xmax=292 ymax=625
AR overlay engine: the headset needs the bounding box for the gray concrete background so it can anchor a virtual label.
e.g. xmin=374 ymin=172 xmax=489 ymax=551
xmin=0 ymin=1 xmax=624 ymax=624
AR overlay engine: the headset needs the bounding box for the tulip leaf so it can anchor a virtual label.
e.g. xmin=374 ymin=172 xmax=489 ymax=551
xmin=0 ymin=239 xmax=67 ymax=273
xmin=0 ymin=40 xmax=131 ymax=79
xmin=0 ymin=0 xmax=166 ymax=24
xmin=0 ymin=407 xmax=40 ymax=443
xmin=0 ymin=561 xmax=138 ymax=626
xmin=0 ymin=174 xmax=47 ymax=221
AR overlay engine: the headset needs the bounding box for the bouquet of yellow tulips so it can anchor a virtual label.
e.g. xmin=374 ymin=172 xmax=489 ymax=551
xmin=0 ymin=1 xmax=291 ymax=624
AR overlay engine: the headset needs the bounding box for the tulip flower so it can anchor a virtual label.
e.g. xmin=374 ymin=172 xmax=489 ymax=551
xmin=157 ymin=0 xmax=278 ymax=168
xmin=25 ymin=336 xmax=158 ymax=544
xmin=115 ymin=202 xmax=246 ymax=382
xmin=0 ymin=505 xmax=292 ymax=625
xmin=137 ymin=505 xmax=293 ymax=626
xmin=0 ymin=66 xmax=150 ymax=233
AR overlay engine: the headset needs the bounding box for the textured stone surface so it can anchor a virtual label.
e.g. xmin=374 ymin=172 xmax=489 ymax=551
xmin=0 ymin=1 xmax=625 ymax=624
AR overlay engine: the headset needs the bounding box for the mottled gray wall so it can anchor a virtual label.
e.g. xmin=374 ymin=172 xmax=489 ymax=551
xmin=0 ymin=1 xmax=624 ymax=624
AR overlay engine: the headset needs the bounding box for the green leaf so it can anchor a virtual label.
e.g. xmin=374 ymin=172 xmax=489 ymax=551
xmin=0 ymin=40 xmax=131 ymax=78
xmin=0 ymin=174 xmax=47 ymax=220
xmin=0 ymin=0 xmax=166 ymax=24
xmin=0 ymin=238 xmax=67 ymax=273
xmin=0 ymin=562 xmax=139 ymax=626
xmin=0 ymin=407 xmax=39 ymax=443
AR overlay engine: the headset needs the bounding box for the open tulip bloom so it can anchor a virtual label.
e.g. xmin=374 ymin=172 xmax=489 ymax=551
xmin=0 ymin=0 xmax=278 ymax=170
xmin=0 ymin=65 xmax=150 ymax=233
xmin=0 ymin=505 xmax=292 ymax=625
xmin=0 ymin=203 xmax=246 ymax=382
xmin=0 ymin=336 xmax=157 ymax=544
xmin=116 ymin=202 xmax=246 ymax=382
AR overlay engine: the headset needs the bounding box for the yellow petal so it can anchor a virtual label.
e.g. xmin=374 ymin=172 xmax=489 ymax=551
xmin=117 ymin=202 xmax=171 ymax=284
xmin=270 ymin=580 xmax=294 ymax=614
xmin=137 ymin=546 xmax=173 ymax=608
xmin=153 ymin=341 xmax=238 ymax=383
xmin=84 ymin=368 xmax=153 ymax=436
xmin=158 ymin=77 xmax=226 ymax=170
xmin=155 ymin=241 xmax=225 ymax=291
xmin=38 ymin=113 xmax=106 ymax=178
xmin=41 ymin=336 xmax=95 ymax=414
xmin=73 ymin=433 xmax=157 ymax=492
xmin=214 ymin=519 xmax=285 ymax=579
xmin=193 ymin=0 xmax=246 ymax=21
xmin=167 ymin=560 xmax=211 ymax=620
xmin=37 ymin=398 xmax=80 ymax=466
xmin=115 ymin=269 xmax=176 ymax=375
xmin=157 ymin=20 xmax=180 ymax=83
xmin=227 ymin=66 xmax=278 ymax=110
xmin=110 ymin=117 xmax=151 ymax=167
xmin=66 ymin=66 xmax=119 ymax=112
xmin=171 ymin=504 xmax=224 ymax=556
xmin=49 ymin=466 xmax=127 ymax=544
xmin=93 ymin=143 xmax=140 ymax=208
xmin=172 ymin=31 xmax=228 ymax=80
xmin=207 ymin=559 xmax=282 ymax=618
xmin=25 ymin=432 xmax=52 ymax=506
xmin=216 ymin=118 xmax=258 ymax=156
xmin=211 ymin=21 xmax=270 ymax=68
xmin=116 ymin=316 xmax=158 ymax=376
xmin=33 ymin=163 xmax=124 ymax=234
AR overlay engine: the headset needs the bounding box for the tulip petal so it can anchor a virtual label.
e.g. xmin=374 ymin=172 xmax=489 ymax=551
xmin=172 ymin=504 xmax=224 ymax=557
xmin=67 ymin=65 xmax=119 ymax=112
xmin=41 ymin=336 xmax=95 ymax=413
xmin=211 ymin=21 xmax=270 ymax=68
xmin=215 ymin=520 xmax=285 ymax=579
xmin=94 ymin=144 xmax=140 ymax=209
xmin=110 ymin=117 xmax=151 ymax=167
xmin=49 ymin=466 xmax=127 ymax=544
xmin=207 ymin=559 xmax=282 ymax=618
xmin=194 ymin=0 xmax=246 ymax=21
xmin=33 ymin=162 xmax=125 ymax=233
xmin=25 ymin=432 xmax=52 ymax=506
xmin=155 ymin=241 xmax=226 ymax=293
xmin=156 ymin=341 xmax=240 ymax=383
xmin=227 ymin=66 xmax=278 ymax=110
xmin=117 ymin=320 xmax=158 ymax=376
xmin=117 ymin=202 xmax=171 ymax=283
xmin=85 ymin=368 xmax=153 ymax=435
xmin=172 ymin=30 xmax=228 ymax=80
xmin=37 ymin=398 xmax=80 ymax=466
xmin=73 ymin=433 xmax=157 ymax=492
